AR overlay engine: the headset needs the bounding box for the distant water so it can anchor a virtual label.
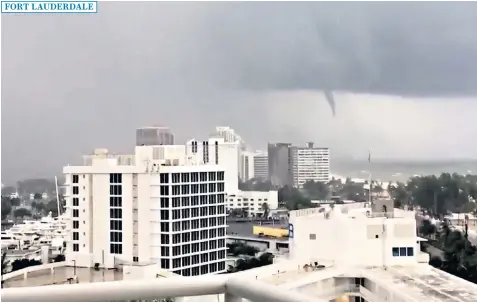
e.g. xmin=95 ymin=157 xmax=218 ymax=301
xmin=332 ymin=159 xmax=477 ymax=182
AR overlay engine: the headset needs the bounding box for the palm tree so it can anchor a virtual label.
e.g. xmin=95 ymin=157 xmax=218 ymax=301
xmin=261 ymin=202 xmax=270 ymax=219
xmin=1 ymin=251 xmax=8 ymax=288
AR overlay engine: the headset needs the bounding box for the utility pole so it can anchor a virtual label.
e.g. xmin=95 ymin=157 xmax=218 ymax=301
xmin=433 ymin=190 xmax=438 ymax=217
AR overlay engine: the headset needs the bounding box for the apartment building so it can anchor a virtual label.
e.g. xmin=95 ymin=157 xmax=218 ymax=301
xmin=64 ymin=146 xmax=227 ymax=276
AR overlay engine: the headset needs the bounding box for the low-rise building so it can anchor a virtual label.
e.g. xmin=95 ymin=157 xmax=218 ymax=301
xmin=226 ymin=190 xmax=278 ymax=217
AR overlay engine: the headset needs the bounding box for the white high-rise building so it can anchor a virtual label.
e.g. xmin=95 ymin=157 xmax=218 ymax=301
xmin=136 ymin=125 xmax=175 ymax=146
xmin=238 ymin=151 xmax=254 ymax=182
xmin=63 ymin=146 xmax=227 ymax=276
xmin=214 ymin=126 xmax=242 ymax=144
xmin=290 ymin=142 xmax=330 ymax=188
xmin=186 ymin=137 xmax=240 ymax=194
xmin=253 ymin=151 xmax=268 ymax=181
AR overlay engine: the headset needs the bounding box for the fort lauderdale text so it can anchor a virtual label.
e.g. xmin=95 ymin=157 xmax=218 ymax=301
xmin=29 ymin=2 xmax=95 ymax=11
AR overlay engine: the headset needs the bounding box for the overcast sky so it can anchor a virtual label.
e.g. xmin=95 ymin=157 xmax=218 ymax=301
xmin=2 ymin=2 xmax=477 ymax=183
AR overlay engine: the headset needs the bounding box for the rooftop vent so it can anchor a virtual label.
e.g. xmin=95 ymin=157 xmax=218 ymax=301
xmin=93 ymin=148 xmax=109 ymax=156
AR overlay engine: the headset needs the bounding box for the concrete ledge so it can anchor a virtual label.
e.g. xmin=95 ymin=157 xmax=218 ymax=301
xmin=2 ymin=262 xmax=67 ymax=281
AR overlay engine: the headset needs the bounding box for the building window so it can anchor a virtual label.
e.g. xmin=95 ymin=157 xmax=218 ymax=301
xmin=160 ymin=173 xmax=169 ymax=184
xmin=392 ymin=247 xmax=414 ymax=257
xmin=160 ymin=185 xmax=170 ymax=195
xmin=73 ymin=198 xmax=79 ymax=206
xmin=133 ymin=257 xmax=139 ymax=262
xmin=110 ymin=209 xmax=122 ymax=219
xmin=110 ymin=243 xmax=122 ymax=254
xmin=217 ymin=172 xmax=224 ymax=181
xmin=72 ymin=186 xmax=79 ymax=195
xmin=110 ymin=185 xmax=122 ymax=195
xmin=110 ymin=231 xmax=122 ymax=242
xmin=73 ymin=243 xmax=79 ymax=252
xmin=172 ymin=173 xmax=181 ymax=183
xmin=73 ymin=209 xmax=79 ymax=217
xmin=72 ymin=175 xmax=79 ymax=183
xmin=73 ymin=221 xmax=79 ymax=229
xmin=181 ymin=173 xmax=190 ymax=183
xmin=161 ymin=259 xmax=170 ymax=269
xmin=110 ymin=173 xmax=122 ymax=184
xmin=161 ymin=198 xmax=170 ymax=208
xmin=110 ymin=220 xmax=122 ymax=230
xmin=110 ymin=196 xmax=122 ymax=207
xmin=309 ymin=233 xmax=316 ymax=240
xmin=73 ymin=232 xmax=79 ymax=240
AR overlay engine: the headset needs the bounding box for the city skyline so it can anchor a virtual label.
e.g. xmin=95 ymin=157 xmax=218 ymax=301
xmin=3 ymin=2 xmax=477 ymax=182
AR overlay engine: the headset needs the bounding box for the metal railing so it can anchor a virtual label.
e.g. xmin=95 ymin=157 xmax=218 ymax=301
xmin=1 ymin=274 xmax=326 ymax=302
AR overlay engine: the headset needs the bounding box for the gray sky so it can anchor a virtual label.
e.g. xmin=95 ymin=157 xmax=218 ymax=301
xmin=2 ymin=2 xmax=477 ymax=183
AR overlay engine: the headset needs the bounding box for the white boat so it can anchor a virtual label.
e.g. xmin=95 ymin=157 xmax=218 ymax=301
xmin=1 ymin=230 xmax=19 ymax=249
xmin=3 ymin=212 xmax=69 ymax=251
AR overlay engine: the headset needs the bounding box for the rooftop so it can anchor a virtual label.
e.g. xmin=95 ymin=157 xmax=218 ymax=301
xmin=3 ymin=267 xmax=122 ymax=288
xmin=364 ymin=265 xmax=477 ymax=302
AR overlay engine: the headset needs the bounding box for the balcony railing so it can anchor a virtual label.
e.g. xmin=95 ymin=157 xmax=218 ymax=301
xmin=1 ymin=274 xmax=325 ymax=302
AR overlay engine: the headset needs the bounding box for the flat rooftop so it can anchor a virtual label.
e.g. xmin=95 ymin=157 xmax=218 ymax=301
xmin=365 ymin=265 xmax=477 ymax=302
xmin=3 ymin=267 xmax=122 ymax=288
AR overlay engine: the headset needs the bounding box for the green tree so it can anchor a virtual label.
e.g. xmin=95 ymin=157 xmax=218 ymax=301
xmin=278 ymin=186 xmax=312 ymax=210
xmin=337 ymin=179 xmax=365 ymax=201
xmin=33 ymin=193 xmax=42 ymax=200
xmin=31 ymin=201 xmax=45 ymax=215
xmin=408 ymin=173 xmax=477 ymax=215
xmin=227 ymin=242 xmax=259 ymax=257
xmin=1 ymin=251 xmax=8 ymax=274
xmin=1 ymin=197 xmax=12 ymax=219
xmin=419 ymin=219 xmax=437 ymax=238
xmin=10 ymin=259 xmax=41 ymax=272
xmin=13 ymin=208 xmax=32 ymax=218
xmin=9 ymin=197 xmax=20 ymax=207
xmin=44 ymin=198 xmax=65 ymax=217
xmin=302 ymin=181 xmax=330 ymax=200
xmin=261 ymin=202 xmax=270 ymax=218
xmin=230 ymin=252 xmax=274 ymax=272
xmin=239 ymin=179 xmax=274 ymax=192
xmin=1 ymin=252 xmax=8 ymax=288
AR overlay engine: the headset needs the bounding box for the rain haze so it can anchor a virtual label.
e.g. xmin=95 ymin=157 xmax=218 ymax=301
xmin=2 ymin=2 xmax=477 ymax=183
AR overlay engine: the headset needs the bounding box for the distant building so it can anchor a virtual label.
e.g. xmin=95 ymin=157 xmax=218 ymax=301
xmin=136 ymin=126 xmax=174 ymax=146
xmin=253 ymin=151 xmax=268 ymax=181
xmin=268 ymin=143 xmax=292 ymax=187
xmin=239 ymin=151 xmax=255 ymax=182
xmin=214 ymin=126 xmax=242 ymax=144
xmin=226 ymin=190 xmax=278 ymax=217
xmin=290 ymin=142 xmax=330 ymax=187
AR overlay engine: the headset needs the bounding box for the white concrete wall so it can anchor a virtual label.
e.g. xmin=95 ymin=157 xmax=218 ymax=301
xmin=121 ymin=173 xmax=134 ymax=263
xmin=289 ymin=207 xmax=418 ymax=267
xmin=91 ymin=173 xmax=111 ymax=267
xmin=137 ymin=173 xmax=153 ymax=262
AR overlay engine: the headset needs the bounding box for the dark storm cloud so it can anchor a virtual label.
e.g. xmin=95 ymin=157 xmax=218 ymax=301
xmin=2 ymin=2 xmax=477 ymax=182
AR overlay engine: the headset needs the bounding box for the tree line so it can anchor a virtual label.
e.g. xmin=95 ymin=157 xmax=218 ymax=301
xmin=240 ymin=173 xmax=477 ymax=214
xmin=226 ymin=242 xmax=273 ymax=273
xmin=1 ymin=196 xmax=65 ymax=220
xmin=420 ymin=219 xmax=477 ymax=283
